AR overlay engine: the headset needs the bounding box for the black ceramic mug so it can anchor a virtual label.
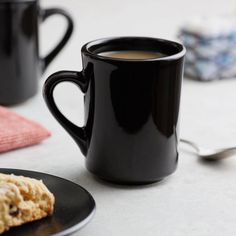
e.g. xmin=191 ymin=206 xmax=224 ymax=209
xmin=0 ymin=0 xmax=73 ymax=105
xmin=43 ymin=37 xmax=185 ymax=184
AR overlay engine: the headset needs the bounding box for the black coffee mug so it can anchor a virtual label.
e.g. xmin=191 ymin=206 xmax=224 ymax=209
xmin=0 ymin=0 xmax=73 ymax=105
xmin=43 ymin=37 xmax=185 ymax=184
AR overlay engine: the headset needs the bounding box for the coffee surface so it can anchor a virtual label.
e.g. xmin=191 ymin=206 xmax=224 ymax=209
xmin=99 ymin=50 xmax=166 ymax=59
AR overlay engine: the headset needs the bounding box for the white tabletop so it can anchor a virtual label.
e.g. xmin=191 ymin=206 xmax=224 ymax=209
xmin=1 ymin=0 xmax=236 ymax=235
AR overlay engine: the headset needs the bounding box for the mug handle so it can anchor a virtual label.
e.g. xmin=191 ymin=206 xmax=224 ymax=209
xmin=43 ymin=71 xmax=88 ymax=155
xmin=41 ymin=8 xmax=74 ymax=71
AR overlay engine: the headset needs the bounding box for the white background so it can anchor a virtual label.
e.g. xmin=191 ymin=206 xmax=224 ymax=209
xmin=1 ymin=0 xmax=236 ymax=235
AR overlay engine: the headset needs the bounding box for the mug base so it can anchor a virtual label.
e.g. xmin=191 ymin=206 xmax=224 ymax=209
xmin=86 ymin=162 xmax=177 ymax=186
xmin=100 ymin=177 xmax=164 ymax=186
xmin=88 ymin=171 xmax=165 ymax=186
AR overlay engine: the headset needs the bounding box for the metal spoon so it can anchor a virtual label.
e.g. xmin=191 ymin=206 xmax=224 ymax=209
xmin=180 ymin=139 xmax=236 ymax=161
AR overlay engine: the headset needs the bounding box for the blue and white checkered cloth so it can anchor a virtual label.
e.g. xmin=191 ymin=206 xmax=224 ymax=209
xmin=179 ymin=17 xmax=236 ymax=81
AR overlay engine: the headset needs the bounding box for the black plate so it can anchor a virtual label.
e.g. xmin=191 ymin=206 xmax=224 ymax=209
xmin=0 ymin=168 xmax=96 ymax=236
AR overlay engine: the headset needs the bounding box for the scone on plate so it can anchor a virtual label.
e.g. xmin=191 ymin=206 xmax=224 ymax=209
xmin=0 ymin=173 xmax=55 ymax=234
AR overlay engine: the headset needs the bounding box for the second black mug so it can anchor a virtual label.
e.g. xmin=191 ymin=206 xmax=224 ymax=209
xmin=43 ymin=37 xmax=185 ymax=184
xmin=0 ymin=0 xmax=73 ymax=105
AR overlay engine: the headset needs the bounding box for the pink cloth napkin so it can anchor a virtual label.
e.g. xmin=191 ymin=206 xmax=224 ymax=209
xmin=0 ymin=106 xmax=51 ymax=153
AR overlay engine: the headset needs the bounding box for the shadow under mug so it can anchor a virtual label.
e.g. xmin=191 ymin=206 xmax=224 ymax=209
xmin=0 ymin=0 xmax=73 ymax=105
xmin=43 ymin=37 xmax=186 ymax=184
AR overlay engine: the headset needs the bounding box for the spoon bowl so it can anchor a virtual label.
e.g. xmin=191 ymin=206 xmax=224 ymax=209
xmin=180 ymin=139 xmax=236 ymax=161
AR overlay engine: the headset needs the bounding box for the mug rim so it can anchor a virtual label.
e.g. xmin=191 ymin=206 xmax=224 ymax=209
xmin=82 ymin=36 xmax=186 ymax=62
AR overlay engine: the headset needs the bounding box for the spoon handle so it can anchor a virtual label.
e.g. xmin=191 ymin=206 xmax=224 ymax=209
xmin=180 ymin=139 xmax=200 ymax=153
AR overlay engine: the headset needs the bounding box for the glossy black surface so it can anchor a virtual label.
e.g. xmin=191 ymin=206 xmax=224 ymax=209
xmin=0 ymin=0 xmax=73 ymax=105
xmin=0 ymin=168 xmax=96 ymax=236
xmin=43 ymin=37 xmax=185 ymax=184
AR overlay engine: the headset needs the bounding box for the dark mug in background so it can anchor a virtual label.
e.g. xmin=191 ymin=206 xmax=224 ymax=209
xmin=43 ymin=37 xmax=185 ymax=184
xmin=0 ymin=0 xmax=73 ymax=105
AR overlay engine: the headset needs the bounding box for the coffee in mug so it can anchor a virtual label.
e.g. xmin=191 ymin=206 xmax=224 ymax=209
xmin=98 ymin=50 xmax=166 ymax=59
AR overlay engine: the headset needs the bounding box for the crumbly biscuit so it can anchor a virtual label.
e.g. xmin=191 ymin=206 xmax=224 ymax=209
xmin=0 ymin=173 xmax=55 ymax=234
